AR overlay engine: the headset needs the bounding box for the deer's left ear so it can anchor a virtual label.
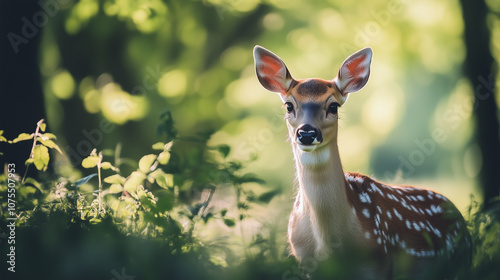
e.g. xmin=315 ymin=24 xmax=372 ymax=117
xmin=254 ymin=45 xmax=294 ymax=102
xmin=334 ymin=47 xmax=372 ymax=99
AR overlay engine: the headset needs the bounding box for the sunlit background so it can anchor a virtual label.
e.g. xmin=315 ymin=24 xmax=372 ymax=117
xmin=2 ymin=0 xmax=500 ymax=275
xmin=38 ymin=0 xmax=497 ymax=243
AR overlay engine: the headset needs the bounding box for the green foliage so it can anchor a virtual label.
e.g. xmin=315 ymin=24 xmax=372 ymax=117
xmin=4 ymin=120 xmax=497 ymax=279
xmin=466 ymin=197 xmax=500 ymax=279
xmin=0 ymin=117 xmax=286 ymax=279
xmin=5 ymin=119 xmax=63 ymax=175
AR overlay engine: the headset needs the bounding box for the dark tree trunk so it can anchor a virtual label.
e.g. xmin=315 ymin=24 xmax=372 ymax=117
xmin=0 ymin=1 xmax=47 ymax=178
xmin=459 ymin=0 xmax=500 ymax=208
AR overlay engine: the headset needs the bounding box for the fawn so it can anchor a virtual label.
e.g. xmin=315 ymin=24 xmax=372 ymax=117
xmin=253 ymin=45 xmax=471 ymax=279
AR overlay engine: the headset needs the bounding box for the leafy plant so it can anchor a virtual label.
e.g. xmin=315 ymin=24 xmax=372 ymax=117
xmin=1 ymin=117 xmax=499 ymax=279
xmin=5 ymin=119 xmax=62 ymax=180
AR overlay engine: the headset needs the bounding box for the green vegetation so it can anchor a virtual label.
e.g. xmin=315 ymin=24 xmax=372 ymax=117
xmin=1 ymin=118 xmax=499 ymax=279
xmin=1 ymin=0 xmax=499 ymax=279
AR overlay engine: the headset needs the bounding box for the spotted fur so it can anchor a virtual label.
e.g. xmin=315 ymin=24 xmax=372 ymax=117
xmin=345 ymin=172 xmax=471 ymax=260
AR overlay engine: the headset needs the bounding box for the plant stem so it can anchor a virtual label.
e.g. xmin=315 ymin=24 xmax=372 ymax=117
xmin=97 ymin=151 xmax=103 ymax=215
xmin=22 ymin=119 xmax=44 ymax=183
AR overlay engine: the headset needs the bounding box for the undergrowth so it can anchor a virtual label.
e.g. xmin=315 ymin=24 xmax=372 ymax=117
xmin=0 ymin=117 xmax=499 ymax=279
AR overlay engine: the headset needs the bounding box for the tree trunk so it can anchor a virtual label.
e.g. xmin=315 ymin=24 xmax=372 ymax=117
xmin=459 ymin=0 xmax=500 ymax=208
xmin=0 ymin=2 xmax=47 ymax=178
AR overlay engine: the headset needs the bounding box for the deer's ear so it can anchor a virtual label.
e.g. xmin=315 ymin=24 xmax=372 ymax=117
xmin=254 ymin=46 xmax=294 ymax=101
xmin=334 ymin=47 xmax=372 ymax=96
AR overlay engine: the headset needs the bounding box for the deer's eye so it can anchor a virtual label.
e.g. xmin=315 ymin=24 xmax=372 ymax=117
xmin=328 ymin=102 xmax=340 ymax=115
xmin=285 ymin=102 xmax=294 ymax=113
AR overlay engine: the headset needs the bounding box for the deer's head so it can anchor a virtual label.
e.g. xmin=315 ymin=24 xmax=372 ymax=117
xmin=254 ymin=46 xmax=372 ymax=152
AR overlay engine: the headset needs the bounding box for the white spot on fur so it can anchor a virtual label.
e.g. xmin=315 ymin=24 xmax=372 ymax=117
xmin=359 ymin=192 xmax=371 ymax=203
xmin=393 ymin=208 xmax=403 ymax=220
xmin=362 ymin=208 xmax=370 ymax=218
xmin=370 ymin=182 xmax=385 ymax=197
xmin=431 ymin=205 xmax=443 ymax=214
xmin=387 ymin=211 xmax=392 ymax=219
xmin=375 ymin=214 xmax=381 ymax=228
xmin=413 ymin=222 xmax=421 ymax=231
xmin=406 ymin=220 xmax=411 ymax=229
xmin=419 ymin=221 xmax=427 ymax=230
xmin=346 ymin=174 xmax=355 ymax=182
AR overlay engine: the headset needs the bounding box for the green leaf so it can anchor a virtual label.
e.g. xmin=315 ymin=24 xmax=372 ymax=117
xmin=216 ymin=145 xmax=231 ymax=158
xmin=104 ymin=174 xmax=126 ymax=184
xmin=152 ymin=142 xmax=165 ymax=150
xmin=11 ymin=133 xmax=33 ymax=143
xmin=157 ymin=111 xmax=177 ymax=142
xmin=23 ymin=177 xmax=42 ymax=191
xmin=74 ymin=173 xmax=98 ymax=187
xmin=150 ymin=169 xmax=173 ymax=189
xmin=223 ymin=218 xmax=235 ymax=227
xmin=189 ymin=203 xmax=203 ymax=216
xmin=157 ymin=151 xmax=170 ymax=165
xmin=123 ymin=171 xmax=146 ymax=193
xmin=257 ymin=189 xmax=281 ymax=204
xmin=0 ymin=131 xmax=7 ymax=142
xmin=202 ymin=212 xmax=213 ymax=223
xmin=237 ymin=202 xmax=249 ymax=210
xmin=101 ymin=161 xmax=118 ymax=171
xmin=236 ymin=173 xmax=266 ymax=185
xmin=38 ymin=138 xmax=63 ymax=154
xmin=39 ymin=122 xmax=46 ymax=132
xmin=163 ymin=141 xmax=173 ymax=151
xmin=139 ymin=154 xmax=157 ymax=173
xmin=41 ymin=132 xmax=57 ymax=139
xmin=32 ymin=145 xmax=50 ymax=171
xmin=82 ymin=156 xmax=99 ymax=168
xmin=108 ymin=184 xmax=123 ymax=194
xmin=220 ymin=209 xmax=228 ymax=217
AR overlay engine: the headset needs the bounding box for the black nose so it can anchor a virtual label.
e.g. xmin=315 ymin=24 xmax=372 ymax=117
xmin=297 ymin=124 xmax=322 ymax=145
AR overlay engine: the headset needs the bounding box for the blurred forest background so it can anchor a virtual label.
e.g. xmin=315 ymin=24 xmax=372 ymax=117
xmin=1 ymin=0 xmax=500 ymax=279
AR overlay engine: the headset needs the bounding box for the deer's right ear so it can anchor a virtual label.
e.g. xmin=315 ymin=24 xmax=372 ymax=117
xmin=334 ymin=47 xmax=372 ymax=97
xmin=253 ymin=46 xmax=294 ymax=101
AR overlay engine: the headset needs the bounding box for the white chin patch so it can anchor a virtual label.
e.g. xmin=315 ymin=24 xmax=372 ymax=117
xmin=298 ymin=144 xmax=318 ymax=152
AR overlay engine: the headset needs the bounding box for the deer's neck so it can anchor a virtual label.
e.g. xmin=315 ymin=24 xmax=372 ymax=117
xmin=293 ymin=141 xmax=362 ymax=250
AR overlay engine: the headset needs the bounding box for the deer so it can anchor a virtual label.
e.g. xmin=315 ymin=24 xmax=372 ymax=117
xmin=253 ymin=45 xmax=472 ymax=279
